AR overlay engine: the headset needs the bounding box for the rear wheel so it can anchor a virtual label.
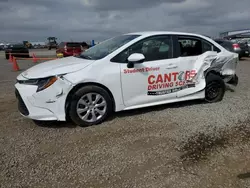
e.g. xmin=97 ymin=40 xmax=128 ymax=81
xmin=205 ymin=73 xmax=226 ymax=103
xmin=5 ymin=54 xmax=9 ymax=60
xmin=68 ymin=86 xmax=113 ymax=127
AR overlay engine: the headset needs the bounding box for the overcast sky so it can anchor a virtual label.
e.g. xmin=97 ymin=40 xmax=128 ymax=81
xmin=0 ymin=0 xmax=250 ymax=43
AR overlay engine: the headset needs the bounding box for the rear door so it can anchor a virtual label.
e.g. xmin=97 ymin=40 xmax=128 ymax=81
xmin=173 ymin=35 xmax=220 ymax=98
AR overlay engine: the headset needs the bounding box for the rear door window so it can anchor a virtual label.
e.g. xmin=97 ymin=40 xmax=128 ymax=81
xmin=178 ymin=37 xmax=203 ymax=56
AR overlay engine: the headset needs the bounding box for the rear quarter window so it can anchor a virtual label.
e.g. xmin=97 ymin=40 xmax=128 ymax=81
xmin=216 ymin=41 xmax=233 ymax=51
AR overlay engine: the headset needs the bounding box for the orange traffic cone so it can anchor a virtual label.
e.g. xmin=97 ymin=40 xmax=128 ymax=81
xmin=12 ymin=57 xmax=20 ymax=71
xmin=32 ymin=53 xmax=38 ymax=63
xmin=9 ymin=53 xmax=13 ymax=63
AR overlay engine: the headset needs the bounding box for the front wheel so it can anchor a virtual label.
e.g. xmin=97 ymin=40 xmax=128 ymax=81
xmin=205 ymin=73 xmax=226 ymax=103
xmin=68 ymin=86 xmax=113 ymax=127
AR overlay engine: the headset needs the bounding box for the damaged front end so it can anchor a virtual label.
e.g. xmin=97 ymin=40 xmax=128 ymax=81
xmin=15 ymin=74 xmax=73 ymax=121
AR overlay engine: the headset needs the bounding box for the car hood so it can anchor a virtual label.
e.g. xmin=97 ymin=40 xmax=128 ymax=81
xmin=20 ymin=56 xmax=94 ymax=79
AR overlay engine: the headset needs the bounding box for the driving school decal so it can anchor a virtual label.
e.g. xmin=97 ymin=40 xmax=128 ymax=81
xmin=147 ymin=70 xmax=197 ymax=95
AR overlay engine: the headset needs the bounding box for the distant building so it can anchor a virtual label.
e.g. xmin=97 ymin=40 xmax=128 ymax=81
xmin=219 ymin=29 xmax=250 ymax=39
xmin=30 ymin=42 xmax=46 ymax=46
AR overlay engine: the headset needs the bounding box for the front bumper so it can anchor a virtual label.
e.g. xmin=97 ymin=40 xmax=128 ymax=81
xmin=56 ymin=53 xmax=64 ymax=58
xmin=15 ymin=77 xmax=73 ymax=121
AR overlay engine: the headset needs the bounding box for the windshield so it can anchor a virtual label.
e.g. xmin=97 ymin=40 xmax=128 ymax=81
xmin=79 ymin=34 xmax=140 ymax=60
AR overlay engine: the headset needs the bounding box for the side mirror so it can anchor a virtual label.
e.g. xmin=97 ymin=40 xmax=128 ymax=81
xmin=127 ymin=53 xmax=145 ymax=64
xmin=127 ymin=53 xmax=145 ymax=68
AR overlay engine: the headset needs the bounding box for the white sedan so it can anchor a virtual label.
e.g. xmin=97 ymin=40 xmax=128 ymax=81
xmin=15 ymin=31 xmax=239 ymax=126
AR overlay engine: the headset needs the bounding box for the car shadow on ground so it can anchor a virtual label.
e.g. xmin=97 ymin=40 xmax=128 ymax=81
xmin=110 ymin=99 xmax=206 ymax=120
xmin=33 ymin=119 xmax=77 ymax=128
xmin=34 ymin=99 xmax=206 ymax=129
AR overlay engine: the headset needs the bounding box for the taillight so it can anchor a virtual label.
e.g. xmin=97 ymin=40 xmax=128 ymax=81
xmin=233 ymin=43 xmax=240 ymax=48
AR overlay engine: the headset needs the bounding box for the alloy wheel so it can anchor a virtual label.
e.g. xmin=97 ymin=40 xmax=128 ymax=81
xmin=76 ymin=93 xmax=107 ymax=123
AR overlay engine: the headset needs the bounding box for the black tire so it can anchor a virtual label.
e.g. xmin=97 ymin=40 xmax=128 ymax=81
xmin=205 ymin=73 xmax=226 ymax=103
xmin=68 ymin=85 xmax=113 ymax=127
xmin=5 ymin=54 xmax=9 ymax=60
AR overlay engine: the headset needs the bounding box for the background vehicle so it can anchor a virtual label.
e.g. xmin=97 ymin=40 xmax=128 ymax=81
xmin=80 ymin=42 xmax=90 ymax=51
xmin=23 ymin=41 xmax=33 ymax=49
xmin=47 ymin=37 xmax=58 ymax=50
xmin=56 ymin=42 xmax=83 ymax=58
xmin=214 ymin=39 xmax=247 ymax=59
xmin=5 ymin=43 xmax=29 ymax=59
xmin=230 ymin=39 xmax=249 ymax=58
xmin=237 ymin=41 xmax=249 ymax=57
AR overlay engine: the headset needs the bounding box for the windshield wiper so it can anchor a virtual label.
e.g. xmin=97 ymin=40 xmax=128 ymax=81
xmin=79 ymin=54 xmax=92 ymax=60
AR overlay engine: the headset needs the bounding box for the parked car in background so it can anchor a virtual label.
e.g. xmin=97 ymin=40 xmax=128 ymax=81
xmin=5 ymin=43 xmax=29 ymax=60
xmin=15 ymin=31 xmax=239 ymax=126
xmin=80 ymin=42 xmax=89 ymax=52
xmin=56 ymin=42 xmax=84 ymax=58
xmin=214 ymin=39 xmax=248 ymax=59
xmin=230 ymin=39 xmax=249 ymax=58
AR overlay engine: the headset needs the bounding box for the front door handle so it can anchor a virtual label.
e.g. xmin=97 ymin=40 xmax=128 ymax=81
xmin=166 ymin=65 xmax=178 ymax=69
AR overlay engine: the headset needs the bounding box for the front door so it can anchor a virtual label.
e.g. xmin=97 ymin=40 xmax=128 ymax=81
xmin=116 ymin=35 xmax=181 ymax=107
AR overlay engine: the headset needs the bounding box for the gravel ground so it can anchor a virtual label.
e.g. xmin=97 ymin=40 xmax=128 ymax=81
xmin=0 ymin=55 xmax=250 ymax=188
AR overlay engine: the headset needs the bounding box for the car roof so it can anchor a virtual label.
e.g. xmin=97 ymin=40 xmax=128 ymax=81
xmin=125 ymin=31 xmax=209 ymax=38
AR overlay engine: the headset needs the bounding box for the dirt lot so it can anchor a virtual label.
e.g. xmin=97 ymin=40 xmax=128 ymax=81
xmin=0 ymin=51 xmax=250 ymax=188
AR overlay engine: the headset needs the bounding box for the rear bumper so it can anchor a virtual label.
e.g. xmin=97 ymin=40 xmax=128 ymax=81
xmin=242 ymin=50 xmax=249 ymax=57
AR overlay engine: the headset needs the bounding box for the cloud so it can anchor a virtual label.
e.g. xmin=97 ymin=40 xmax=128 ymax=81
xmin=0 ymin=0 xmax=250 ymax=42
xmin=80 ymin=0 xmax=186 ymax=11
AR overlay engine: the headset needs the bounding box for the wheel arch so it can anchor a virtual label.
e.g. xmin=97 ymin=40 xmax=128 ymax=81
xmin=204 ymin=68 xmax=221 ymax=78
xmin=65 ymin=82 xmax=116 ymax=120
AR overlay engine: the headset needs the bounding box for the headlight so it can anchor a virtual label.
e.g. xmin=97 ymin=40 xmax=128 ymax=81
xmin=36 ymin=76 xmax=58 ymax=92
xmin=17 ymin=74 xmax=66 ymax=92
xmin=17 ymin=76 xmax=58 ymax=92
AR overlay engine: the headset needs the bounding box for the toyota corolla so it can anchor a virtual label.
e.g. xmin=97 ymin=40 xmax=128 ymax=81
xmin=15 ymin=31 xmax=239 ymax=126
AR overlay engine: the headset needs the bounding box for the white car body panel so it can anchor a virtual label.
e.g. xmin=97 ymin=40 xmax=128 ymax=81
xmin=21 ymin=56 xmax=94 ymax=79
xmin=14 ymin=31 xmax=239 ymax=121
